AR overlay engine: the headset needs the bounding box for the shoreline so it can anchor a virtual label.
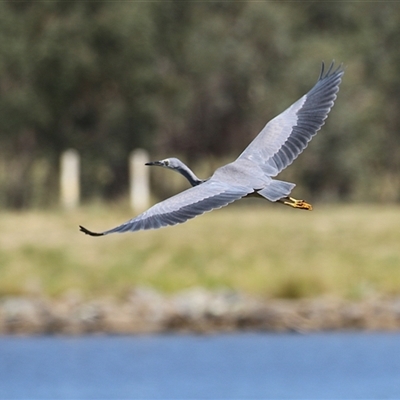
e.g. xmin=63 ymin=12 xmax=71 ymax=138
xmin=2 ymin=287 xmax=400 ymax=335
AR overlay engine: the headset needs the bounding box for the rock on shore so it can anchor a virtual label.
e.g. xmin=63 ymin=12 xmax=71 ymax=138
xmin=2 ymin=287 xmax=400 ymax=335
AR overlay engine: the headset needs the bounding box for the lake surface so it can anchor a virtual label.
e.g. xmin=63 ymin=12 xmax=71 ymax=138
xmin=0 ymin=332 xmax=399 ymax=399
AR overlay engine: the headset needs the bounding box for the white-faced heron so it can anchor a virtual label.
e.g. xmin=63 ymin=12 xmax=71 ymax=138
xmin=80 ymin=62 xmax=344 ymax=237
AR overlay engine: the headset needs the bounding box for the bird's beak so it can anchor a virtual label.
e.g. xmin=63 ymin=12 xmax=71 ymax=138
xmin=145 ymin=160 xmax=163 ymax=167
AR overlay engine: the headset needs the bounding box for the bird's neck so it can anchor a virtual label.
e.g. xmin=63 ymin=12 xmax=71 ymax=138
xmin=179 ymin=168 xmax=204 ymax=186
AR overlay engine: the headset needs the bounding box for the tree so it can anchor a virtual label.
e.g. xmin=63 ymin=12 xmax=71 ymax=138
xmin=1 ymin=1 xmax=400 ymax=207
xmin=0 ymin=1 xmax=157 ymax=206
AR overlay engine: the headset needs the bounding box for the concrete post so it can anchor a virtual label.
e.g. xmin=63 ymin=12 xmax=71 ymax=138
xmin=130 ymin=149 xmax=150 ymax=212
xmin=60 ymin=149 xmax=80 ymax=210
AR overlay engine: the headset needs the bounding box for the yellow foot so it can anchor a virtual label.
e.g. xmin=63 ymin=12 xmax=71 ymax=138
xmin=282 ymin=197 xmax=313 ymax=211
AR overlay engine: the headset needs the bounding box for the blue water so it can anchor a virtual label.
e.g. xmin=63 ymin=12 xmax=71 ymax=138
xmin=0 ymin=333 xmax=399 ymax=399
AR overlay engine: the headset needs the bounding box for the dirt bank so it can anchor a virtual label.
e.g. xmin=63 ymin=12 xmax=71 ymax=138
xmin=2 ymin=287 xmax=400 ymax=335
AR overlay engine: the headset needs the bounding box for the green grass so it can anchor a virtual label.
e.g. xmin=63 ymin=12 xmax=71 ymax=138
xmin=1 ymin=202 xmax=400 ymax=300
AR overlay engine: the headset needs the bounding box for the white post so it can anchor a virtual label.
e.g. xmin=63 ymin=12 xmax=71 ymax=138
xmin=130 ymin=149 xmax=150 ymax=212
xmin=60 ymin=149 xmax=80 ymax=210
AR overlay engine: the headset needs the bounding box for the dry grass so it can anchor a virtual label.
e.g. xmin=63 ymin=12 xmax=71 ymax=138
xmin=0 ymin=202 xmax=400 ymax=299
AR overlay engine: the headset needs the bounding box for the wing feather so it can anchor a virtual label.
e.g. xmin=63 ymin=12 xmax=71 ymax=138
xmin=80 ymin=180 xmax=252 ymax=236
xmin=238 ymin=61 xmax=344 ymax=176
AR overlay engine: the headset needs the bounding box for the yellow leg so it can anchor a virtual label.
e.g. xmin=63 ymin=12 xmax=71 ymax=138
xmin=280 ymin=197 xmax=313 ymax=211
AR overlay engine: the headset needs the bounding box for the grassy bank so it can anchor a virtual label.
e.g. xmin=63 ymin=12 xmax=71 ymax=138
xmin=0 ymin=203 xmax=399 ymax=299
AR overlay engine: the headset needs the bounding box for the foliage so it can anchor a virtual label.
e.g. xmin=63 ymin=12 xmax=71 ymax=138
xmin=1 ymin=2 xmax=400 ymax=207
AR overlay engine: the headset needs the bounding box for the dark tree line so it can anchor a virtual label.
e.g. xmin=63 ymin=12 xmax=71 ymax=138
xmin=1 ymin=1 xmax=400 ymax=207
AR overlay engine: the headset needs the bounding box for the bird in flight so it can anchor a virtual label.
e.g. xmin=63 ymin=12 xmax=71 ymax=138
xmin=80 ymin=62 xmax=344 ymax=237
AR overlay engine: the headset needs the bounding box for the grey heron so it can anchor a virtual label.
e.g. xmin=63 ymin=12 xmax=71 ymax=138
xmin=80 ymin=62 xmax=344 ymax=237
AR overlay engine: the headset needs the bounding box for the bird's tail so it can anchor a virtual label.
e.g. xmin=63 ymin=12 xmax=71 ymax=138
xmin=257 ymin=180 xmax=296 ymax=202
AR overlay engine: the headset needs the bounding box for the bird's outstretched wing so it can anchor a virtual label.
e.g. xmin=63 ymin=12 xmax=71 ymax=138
xmin=238 ymin=61 xmax=344 ymax=176
xmin=80 ymin=180 xmax=252 ymax=236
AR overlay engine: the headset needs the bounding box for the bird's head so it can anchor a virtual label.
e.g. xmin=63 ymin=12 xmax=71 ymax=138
xmin=145 ymin=157 xmax=183 ymax=171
